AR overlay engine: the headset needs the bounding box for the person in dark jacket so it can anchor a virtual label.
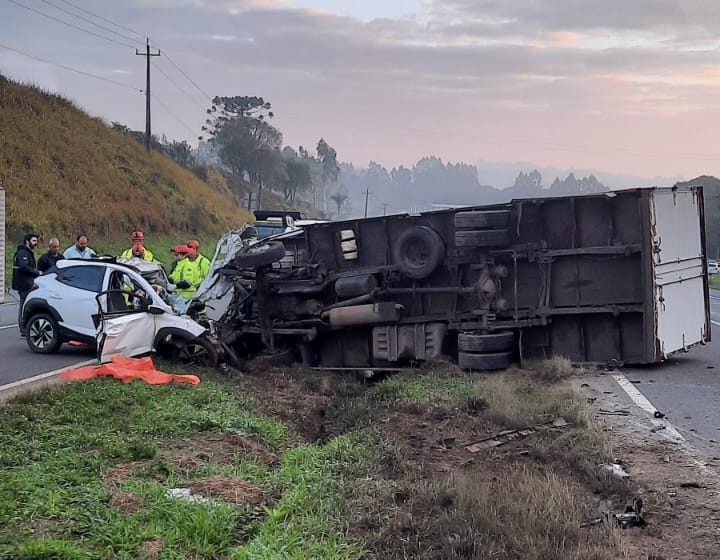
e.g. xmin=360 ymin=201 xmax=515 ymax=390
xmin=12 ymin=233 xmax=42 ymax=335
xmin=37 ymin=238 xmax=64 ymax=272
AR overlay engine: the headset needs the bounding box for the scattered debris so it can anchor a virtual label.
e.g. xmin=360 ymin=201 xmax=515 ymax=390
xmin=653 ymin=410 xmax=666 ymax=419
xmin=165 ymin=488 xmax=211 ymax=504
xmin=599 ymin=408 xmax=630 ymax=416
xmin=600 ymin=463 xmax=630 ymax=479
xmin=650 ymin=425 xmax=667 ymax=433
xmin=581 ymin=498 xmax=645 ymax=529
xmin=465 ymin=417 xmax=569 ymax=453
xmin=679 ymin=481 xmax=704 ymax=489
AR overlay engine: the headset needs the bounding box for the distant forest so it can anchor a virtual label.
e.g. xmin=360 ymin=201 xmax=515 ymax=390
xmin=340 ymin=158 xmax=607 ymax=218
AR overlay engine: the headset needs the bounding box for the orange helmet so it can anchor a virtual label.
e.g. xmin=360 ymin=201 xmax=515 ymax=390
xmin=171 ymin=244 xmax=188 ymax=254
xmin=132 ymin=230 xmax=144 ymax=242
xmin=187 ymin=239 xmax=200 ymax=250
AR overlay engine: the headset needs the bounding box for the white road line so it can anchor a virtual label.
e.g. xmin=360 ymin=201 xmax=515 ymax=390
xmin=0 ymin=324 xmax=19 ymax=331
xmin=0 ymin=358 xmax=97 ymax=394
xmin=712 ymin=320 xmax=720 ymax=327
xmin=612 ymin=374 xmax=685 ymax=444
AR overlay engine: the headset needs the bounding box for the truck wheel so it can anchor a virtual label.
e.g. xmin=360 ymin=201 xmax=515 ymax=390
xmin=393 ymin=226 xmax=445 ymax=279
xmin=458 ymin=351 xmax=513 ymax=371
xmin=174 ymin=336 xmax=219 ymax=367
xmin=233 ymin=241 xmax=286 ymax=269
xmin=455 ymin=229 xmax=511 ymax=248
xmin=26 ymin=313 xmax=62 ymax=354
xmin=458 ymin=331 xmax=515 ymax=353
xmin=455 ymin=210 xmax=509 ymax=229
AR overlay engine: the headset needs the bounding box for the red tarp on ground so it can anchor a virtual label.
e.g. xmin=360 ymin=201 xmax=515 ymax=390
xmin=59 ymin=356 xmax=200 ymax=385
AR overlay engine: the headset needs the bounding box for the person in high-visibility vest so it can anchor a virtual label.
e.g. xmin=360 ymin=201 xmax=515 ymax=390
xmin=186 ymin=240 xmax=211 ymax=278
xmin=169 ymin=245 xmax=202 ymax=300
xmin=121 ymin=230 xmax=155 ymax=261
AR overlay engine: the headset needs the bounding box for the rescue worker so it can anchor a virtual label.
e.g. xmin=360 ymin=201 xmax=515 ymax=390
xmin=121 ymin=230 xmax=155 ymax=261
xmin=170 ymin=246 xmax=204 ymax=300
xmin=12 ymin=233 xmax=42 ymax=336
xmin=186 ymin=240 xmax=211 ymax=278
xmin=185 ymin=240 xmax=210 ymax=284
xmin=169 ymin=244 xmax=193 ymax=299
xmin=38 ymin=237 xmax=64 ymax=272
xmin=64 ymin=234 xmax=96 ymax=259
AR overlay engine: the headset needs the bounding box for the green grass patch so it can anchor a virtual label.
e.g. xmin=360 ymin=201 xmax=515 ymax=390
xmin=710 ymin=274 xmax=720 ymax=289
xmin=372 ymin=369 xmax=476 ymax=407
xmin=0 ymin=373 xmax=380 ymax=559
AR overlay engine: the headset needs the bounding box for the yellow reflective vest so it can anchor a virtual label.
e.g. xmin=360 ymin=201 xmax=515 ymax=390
xmin=169 ymin=258 xmax=204 ymax=299
xmin=120 ymin=247 xmax=156 ymax=261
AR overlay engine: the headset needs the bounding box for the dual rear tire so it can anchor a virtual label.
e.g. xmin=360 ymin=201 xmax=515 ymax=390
xmin=457 ymin=331 xmax=515 ymax=371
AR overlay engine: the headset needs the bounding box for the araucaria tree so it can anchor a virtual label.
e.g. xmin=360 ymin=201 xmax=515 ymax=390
xmin=202 ymin=96 xmax=285 ymax=209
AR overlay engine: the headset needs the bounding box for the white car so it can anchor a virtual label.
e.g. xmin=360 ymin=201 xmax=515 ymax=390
xmin=708 ymin=261 xmax=719 ymax=275
xmin=21 ymin=259 xmax=216 ymax=364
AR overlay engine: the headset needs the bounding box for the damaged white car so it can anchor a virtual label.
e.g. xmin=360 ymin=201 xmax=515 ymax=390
xmin=21 ymin=258 xmax=219 ymax=366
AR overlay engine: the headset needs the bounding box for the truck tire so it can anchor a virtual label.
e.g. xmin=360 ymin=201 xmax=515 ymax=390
xmin=233 ymin=241 xmax=286 ymax=269
xmin=393 ymin=226 xmax=445 ymax=280
xmin=458 ymin=351 xmax=513 ymax=371
xmin=455 ymin=210 xmax=509 ymax=229
xmin=455 ymin=229 xmax=511 ymax=248
xmin=458 ymin=331 xmax=515 ymax=353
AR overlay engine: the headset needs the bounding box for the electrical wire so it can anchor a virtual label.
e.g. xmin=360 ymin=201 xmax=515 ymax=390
xmin=0 ymin=41 xmax=142 ymax=91
xmin=5 ymin=0 xmax=138 ymax=50
xmin=151 ymin=60 xmax=208 ymax=110
xmin=56 ymin=0 xmax=146 ymax=39
xmin=161 ymin=50 xmax=214 ymax=102
xmin=151 ymin=92 xmax=198 ymax=137
xmin=38 ymin=0 xmax=144 ymax=46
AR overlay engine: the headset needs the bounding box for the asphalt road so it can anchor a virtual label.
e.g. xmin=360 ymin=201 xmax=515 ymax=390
xmin=619 ymin=289 xmax=720 ymax=458
xmin=0 ymin=301 xmax=94 ymax=385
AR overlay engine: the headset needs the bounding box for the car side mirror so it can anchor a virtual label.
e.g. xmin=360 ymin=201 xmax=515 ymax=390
xmin=148 ymin=304 xmax=165 ymax=315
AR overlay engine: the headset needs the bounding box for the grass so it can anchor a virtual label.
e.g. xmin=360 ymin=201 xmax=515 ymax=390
xmin=710 ymin=274 xmax=720 ymax=289
xmin=0 ymin=360 xmax=625 ymax=559
xmin=0 ymin=74 xmax=253 ymax=289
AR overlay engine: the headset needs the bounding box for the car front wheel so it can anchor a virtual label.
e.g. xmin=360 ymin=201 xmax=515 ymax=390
xmin=26 ymin=313 xmax=63 ymax=354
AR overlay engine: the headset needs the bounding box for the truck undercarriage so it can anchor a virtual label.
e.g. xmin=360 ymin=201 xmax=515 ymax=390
xmin=197 ymin=187 xmax=710 ymax=371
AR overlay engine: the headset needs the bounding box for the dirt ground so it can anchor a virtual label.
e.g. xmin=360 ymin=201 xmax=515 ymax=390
xmin=578 ymin=376 xmax=720 ymax=559
xmin=236 ymin=365 xmax=720 ymax=559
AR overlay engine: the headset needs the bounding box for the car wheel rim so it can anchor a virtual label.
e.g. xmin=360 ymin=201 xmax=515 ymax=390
xmin=179 ymin=343 xmax=209 ymax=366
xmin=29 ymin=319 xmax=54 ymax=349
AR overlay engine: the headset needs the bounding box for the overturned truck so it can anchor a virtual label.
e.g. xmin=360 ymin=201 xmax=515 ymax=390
xmin=204 ymin=186 xmax=710 ymax=370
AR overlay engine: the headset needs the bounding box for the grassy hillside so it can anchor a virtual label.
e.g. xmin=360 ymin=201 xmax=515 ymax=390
xmin=0 ymin=75 xmax=251 ymax=245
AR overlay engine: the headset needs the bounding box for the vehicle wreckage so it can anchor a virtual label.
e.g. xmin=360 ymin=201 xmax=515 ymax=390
xmin=179 ymin=185 xmax=710 ymax=371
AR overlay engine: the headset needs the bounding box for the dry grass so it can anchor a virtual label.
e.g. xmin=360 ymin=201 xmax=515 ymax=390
xmin=355 ymin=467 xmax=622 ymax=560
xmin=0 ymin=75 xmax=251 ymax=241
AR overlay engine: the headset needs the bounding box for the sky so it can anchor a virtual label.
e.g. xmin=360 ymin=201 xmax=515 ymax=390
xmin=1 ymin=0 xmax=719 ymax=181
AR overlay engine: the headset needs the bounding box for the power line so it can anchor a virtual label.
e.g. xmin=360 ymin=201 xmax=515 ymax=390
xmin=0 ymin=42 xmax=142 ymax=91
xmin=151 ymin=92 xmax=198 ymax=138
xmin=161 ymin=50 xmax=213 ymax=103
xmin=38 ymin=0 xmax=144 ymax=47
xmin=56 ymin=0 xmax=145 ymax=39
xmin=151 ymin=60 xmax=207 ymax=110
xmin=6 ymin=0 xmax=138 ymax=50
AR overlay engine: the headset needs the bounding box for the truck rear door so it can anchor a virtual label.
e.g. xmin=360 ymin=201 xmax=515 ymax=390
xmin=651 ymin=187 xmax=710 ymax=356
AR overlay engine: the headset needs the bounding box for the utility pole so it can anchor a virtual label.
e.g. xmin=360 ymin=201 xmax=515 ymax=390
xmin=364 ymin=187 xmax=371 ymax=218
xmin=381 ymin=203 xmax=389 ymax=216
xmin=136 ymin=38 xmax=160 ymax=152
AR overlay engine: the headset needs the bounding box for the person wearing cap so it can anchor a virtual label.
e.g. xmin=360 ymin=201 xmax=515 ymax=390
xmin=169 ymin=244 xmax=196 ymax=299
xmin=185 ymin=240 xmax=211 ymax=284
xmin=173 ymin=246 xmax=206 ymax=300
xmin=121 ymin=230 xmax=155 ymax=261
xmin=186 ymin=240 xmax=211 ymax=277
